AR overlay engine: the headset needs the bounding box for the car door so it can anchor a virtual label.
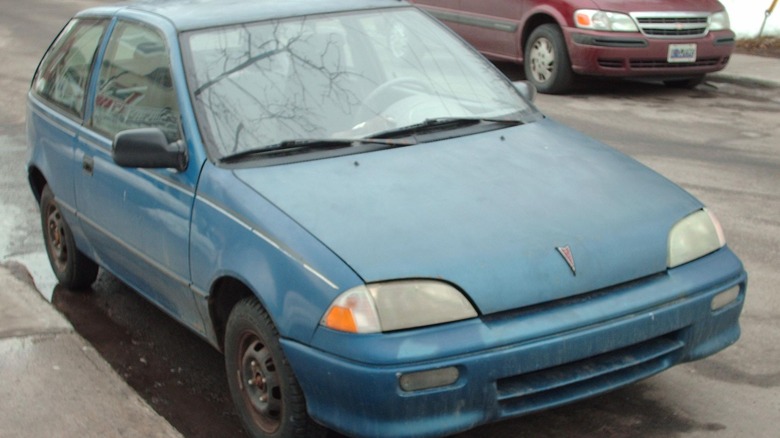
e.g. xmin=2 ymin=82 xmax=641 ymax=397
xmin=75 ymin=19 xmax=202 ymax=328
xmin=412 ymin=0 xmax=467 ymax=34
xmin=457 ymin=0 xmax=526 ymax=59
xmin=28 ymin=18 xmax=108 ymax=238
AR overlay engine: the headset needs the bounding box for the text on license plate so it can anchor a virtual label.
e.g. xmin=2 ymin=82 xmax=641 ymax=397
xmin=668 ymin=44 xmax=697 ymax=63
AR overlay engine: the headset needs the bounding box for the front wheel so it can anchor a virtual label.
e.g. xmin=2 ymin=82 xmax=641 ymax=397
xmin=224 ymin=298 xmax=326 ymax=438
xmin=524 ymin=24 xmax=575 ymax=94
xmin=40 ymin=185 xmax=98 ymax=290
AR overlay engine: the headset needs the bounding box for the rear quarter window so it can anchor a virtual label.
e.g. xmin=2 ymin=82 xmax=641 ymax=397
xmin=32 ymin=18 xmax=108 ymax=118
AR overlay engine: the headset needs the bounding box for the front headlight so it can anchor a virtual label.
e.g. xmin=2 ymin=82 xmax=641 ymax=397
xmin=321 ymin=280 xmax=477 ymax=333
xmin=668 ymin=209 xmax=726 ymax=268
xmin=710 ymin=11 xmax=731 ymax=31
xmin=575 ymin=10 xmax=639 ymax=32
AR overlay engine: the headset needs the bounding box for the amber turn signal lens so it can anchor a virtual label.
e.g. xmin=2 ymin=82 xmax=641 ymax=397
xmin=576 ymin=13 xmax=591 ymax=27
xmin=324 ymin=306 xmax=358 ymax=333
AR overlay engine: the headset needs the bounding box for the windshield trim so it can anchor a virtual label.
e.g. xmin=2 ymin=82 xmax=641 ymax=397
xmin=219 ymin=137 xmax=416 ymax=163
xmin=217 ymin=118 xmax=542 ymax=168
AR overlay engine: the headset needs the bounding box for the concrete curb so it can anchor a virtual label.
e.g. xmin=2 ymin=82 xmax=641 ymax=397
xmin=0 ymin=265 xmax=183 ymax=438
xmin=708 ymin=53 xmax=780 ymax=89
xmin=709 ymin=72 xmax=780 ymax=89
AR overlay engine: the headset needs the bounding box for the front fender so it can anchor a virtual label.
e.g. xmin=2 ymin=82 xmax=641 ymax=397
xmin=189 ymin=161 xmax=363 ymax=344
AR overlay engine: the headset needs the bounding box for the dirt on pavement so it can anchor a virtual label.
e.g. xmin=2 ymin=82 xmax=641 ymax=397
xmin=736 ymin=37 xmax=780 ymax=58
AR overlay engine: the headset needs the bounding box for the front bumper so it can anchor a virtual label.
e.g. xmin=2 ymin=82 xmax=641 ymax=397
xmin=282 ymin=248 xmax=746 ymax=438
xmin=564 ymin=28 xmax=735 ymax=79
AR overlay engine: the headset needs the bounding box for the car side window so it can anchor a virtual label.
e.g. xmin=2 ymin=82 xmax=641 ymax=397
xmin=92 ymin=21 xmax=181 ymax=143
xmin=33 ymin=19 xmax=107 ymax=118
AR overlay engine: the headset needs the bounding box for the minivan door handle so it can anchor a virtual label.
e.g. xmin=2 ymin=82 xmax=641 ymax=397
xmin=82 ymin=155 xmax=94 ymax=175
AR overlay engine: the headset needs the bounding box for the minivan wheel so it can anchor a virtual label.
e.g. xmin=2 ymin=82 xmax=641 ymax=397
xmin=524 ymin=24 xmax=575 ymax=94
xmin=224 ymin=298 xmax=326 ymax=438
xmin=40 ymin=185 xmax=98 ymax=290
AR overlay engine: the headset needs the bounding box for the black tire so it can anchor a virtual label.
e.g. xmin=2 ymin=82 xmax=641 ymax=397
xmin=40 ymin=185 xmax=98 ymax=290
xmin=225 ymin=298 xmax=326 ymax=438
xmin=664 ymin=75 xmax=705 ymax=89
xmin=524 ymin=24 xmax=575 ymax=94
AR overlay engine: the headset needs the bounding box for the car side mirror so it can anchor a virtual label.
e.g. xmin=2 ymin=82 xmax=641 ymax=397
xmin=513 ymin=81 xmax=537 ymax=102
xmin=112 ymin=128 xmax=187 ymax=171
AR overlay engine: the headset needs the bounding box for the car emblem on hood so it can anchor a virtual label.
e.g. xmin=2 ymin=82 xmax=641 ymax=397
xmin=556 ymin=246 xmax=576 ymax=276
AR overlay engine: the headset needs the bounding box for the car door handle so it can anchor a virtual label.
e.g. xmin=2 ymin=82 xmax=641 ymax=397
xmin=82 ymin=155 xmax=94 ymax=175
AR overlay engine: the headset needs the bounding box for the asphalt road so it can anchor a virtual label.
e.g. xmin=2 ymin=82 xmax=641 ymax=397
xmin=1 ymin=1 xmax=779 ymax=437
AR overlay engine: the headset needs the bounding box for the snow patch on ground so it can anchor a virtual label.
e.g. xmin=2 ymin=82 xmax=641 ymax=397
xmin=0 ymin=200 xmax=57 ymax=300
xmin=13 ymin=252 xmax=58 ymax=301
xmin=0 ymin=203 xmax=25 ymax=261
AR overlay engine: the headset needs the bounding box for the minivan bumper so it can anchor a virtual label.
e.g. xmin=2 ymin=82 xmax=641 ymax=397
xmin=565 ymin=28 xmax=735 ymax=78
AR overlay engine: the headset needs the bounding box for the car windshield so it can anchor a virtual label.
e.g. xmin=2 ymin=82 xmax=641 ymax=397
xmin=182 ymin=7 xmax=540 ymax=159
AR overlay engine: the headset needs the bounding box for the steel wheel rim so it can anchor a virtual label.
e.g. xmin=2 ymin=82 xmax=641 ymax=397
xmin=45 ymin=204 xmax=68 ymax=272
xmin=237 ymin=332 xmax=282 ymax=433
xmin=529 ymin=37 xmax=555 ymax=83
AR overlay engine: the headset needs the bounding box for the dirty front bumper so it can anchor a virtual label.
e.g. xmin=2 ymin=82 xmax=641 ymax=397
xmin=282 ymin=247 xmax=746 ymax=438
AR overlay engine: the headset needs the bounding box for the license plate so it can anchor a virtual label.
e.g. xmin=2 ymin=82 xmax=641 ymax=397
xmin=668 ymin=44 xmax=697 ymax=63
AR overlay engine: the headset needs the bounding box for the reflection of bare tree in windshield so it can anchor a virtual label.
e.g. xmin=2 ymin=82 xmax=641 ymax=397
xmin=186 ymin=10 xmax=537 ymax=159
xmin=192 ymin=21 xmax=366 ymax=155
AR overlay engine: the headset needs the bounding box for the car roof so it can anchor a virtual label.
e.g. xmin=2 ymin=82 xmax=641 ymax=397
xmin=77 ymin=0 xmax=409 ymax=31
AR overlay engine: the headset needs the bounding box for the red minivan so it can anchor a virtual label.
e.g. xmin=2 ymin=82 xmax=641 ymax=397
xmin=411 ymin=0 xmax=734 ymax=93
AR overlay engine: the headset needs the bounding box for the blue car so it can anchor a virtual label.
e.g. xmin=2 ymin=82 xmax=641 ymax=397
xmin=27 ymin=1 xmax=746 ymax=437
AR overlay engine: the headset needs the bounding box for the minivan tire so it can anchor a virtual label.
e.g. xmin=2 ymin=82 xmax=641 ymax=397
xmin=524 ymin=24 xmax=575 ymax=94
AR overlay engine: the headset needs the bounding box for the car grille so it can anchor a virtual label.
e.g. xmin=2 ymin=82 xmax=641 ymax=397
xmin=630 ymin=57 xmax=722 ymax=68
xmin=632 ymin=13 xmax=710 ymax=38
xmin=496 ymin=331 xmax=685 ymax=417
xmin=598 ymin=59 xmax=624 ymax=68
xmin=596 ymin=57 xmax=726 ymax=70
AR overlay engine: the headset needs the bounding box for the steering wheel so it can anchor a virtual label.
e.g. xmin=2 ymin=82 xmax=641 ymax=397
xmin=357 ymin=76 xmax=430 ymax=121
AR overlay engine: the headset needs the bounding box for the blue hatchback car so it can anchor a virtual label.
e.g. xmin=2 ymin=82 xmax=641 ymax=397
xmin=27 ymin=1 xmax=747 ymax=437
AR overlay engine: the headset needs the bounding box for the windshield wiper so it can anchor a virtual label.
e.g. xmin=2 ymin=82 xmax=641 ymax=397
xmin=220 ymin=137 xmax=415 ymax=163
xmin=370 ymin=117 xmax=524 ymax=139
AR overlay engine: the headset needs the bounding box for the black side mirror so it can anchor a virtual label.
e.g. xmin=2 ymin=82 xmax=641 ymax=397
xmin=112 ymin=128 xmax=187 ymax=171
xmin=513 ymin=81 xmax=537 ymax=102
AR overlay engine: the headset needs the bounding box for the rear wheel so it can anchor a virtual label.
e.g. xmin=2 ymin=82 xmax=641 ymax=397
xmin=40 ymin=185 xmax=98 ymax=290
xmin=225 ymin=298 xmax=326 ymax=438
xmin=524 ymin=24 xmax=575 ymax=94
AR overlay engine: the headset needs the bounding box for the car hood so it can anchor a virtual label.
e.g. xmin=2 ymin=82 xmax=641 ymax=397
xmin=588 ymin=0 xmax=724 ymax=13
xmin=234 ymin=119 xmax=701 ymax=315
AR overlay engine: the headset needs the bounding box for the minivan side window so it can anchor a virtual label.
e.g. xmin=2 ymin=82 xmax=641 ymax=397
xmin=92 ymin=21 xmax=181 ymax=143
xmin=33 ymin=19 xmax=107 ymax=118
